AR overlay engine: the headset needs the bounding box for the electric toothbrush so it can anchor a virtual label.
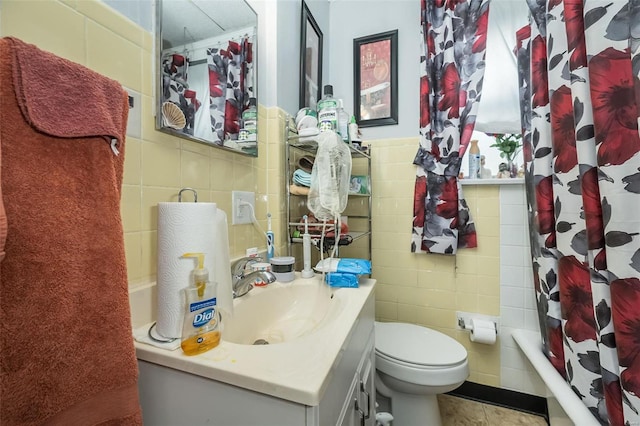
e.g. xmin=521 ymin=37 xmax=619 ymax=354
xmin=266 ymin=213 xmax=274 ymax=261
xmin=301 ymin=215 xmax=315 ymax=278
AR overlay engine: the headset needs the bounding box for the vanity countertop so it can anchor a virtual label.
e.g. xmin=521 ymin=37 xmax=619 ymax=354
xmin=134 ymin=275 xmax=376 ymax=406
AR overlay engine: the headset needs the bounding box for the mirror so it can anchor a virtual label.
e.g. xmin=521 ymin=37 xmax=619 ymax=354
xmin=156 ymin=0 xmax=258 ymax=156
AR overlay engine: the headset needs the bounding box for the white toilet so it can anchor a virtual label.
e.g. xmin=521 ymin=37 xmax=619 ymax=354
xmin=374 ymin=321 xmax=469 ymax=426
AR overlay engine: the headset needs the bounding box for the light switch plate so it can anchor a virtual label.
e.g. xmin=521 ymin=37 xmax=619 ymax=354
xmin=125 ymin=88 xmax=141 ymax=139
xmin=232 ymin=191 xmax=255 ymax=225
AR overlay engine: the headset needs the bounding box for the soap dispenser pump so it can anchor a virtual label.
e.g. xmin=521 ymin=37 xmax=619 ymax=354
xmin=180 ymin=252 xmax=221 ymax=356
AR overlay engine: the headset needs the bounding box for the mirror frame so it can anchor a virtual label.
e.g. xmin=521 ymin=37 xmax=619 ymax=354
xmin=154 ymin=0 xmax=259 ymax=157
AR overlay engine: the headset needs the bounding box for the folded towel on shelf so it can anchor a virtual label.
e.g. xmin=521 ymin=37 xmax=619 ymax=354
xmin=0 ymin=37 xmax=141 ymax=425
xmin=290 ymin=184 xmax=310 ymax=196
xmin=293 ymin=168 xmax=312 ymax=187
xmin=297 ymin=155 xmax=315 ymax=173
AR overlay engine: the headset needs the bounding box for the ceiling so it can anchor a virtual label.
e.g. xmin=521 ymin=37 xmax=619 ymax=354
xmin=161 ymin=0 xmax=257 ymax=47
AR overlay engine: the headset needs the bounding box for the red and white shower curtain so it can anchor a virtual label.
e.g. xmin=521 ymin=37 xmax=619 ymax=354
xmin=517 ymin=0 xmax=640 ymax=423
xmin=161 ymin=53 xmax=200 ymax=135
xmin=207 ymin=37 xmax=254 ymax=145
xmin=412 ymin=0 xmax=490 ymax=255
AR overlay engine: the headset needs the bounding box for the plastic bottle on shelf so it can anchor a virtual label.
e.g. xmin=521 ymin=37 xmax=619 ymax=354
xmin=468 ymin=139 xmax=481 ymax=179
xmin=317 ymin=85 xmax=338 ymax=132
xmin=348 ymin=115 xmax=362 ymax=150
xmin=337 ymin=100 xmax=350 ymax=143
xmin=241 ymin=97 xmax=257 ymax=142
xmin=348 ymin=116 xmax=360 ymax=143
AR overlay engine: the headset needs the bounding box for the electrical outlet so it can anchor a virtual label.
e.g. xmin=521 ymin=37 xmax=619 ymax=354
xmin=232 ymin=191 xmax=255 ymax=225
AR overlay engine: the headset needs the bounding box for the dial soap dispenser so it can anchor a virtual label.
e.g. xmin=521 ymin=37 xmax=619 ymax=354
xmin=180 ymin=252 xmax=221 ymax=356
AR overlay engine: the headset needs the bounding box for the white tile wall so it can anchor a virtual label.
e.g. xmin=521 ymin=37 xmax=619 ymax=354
xmin=499 ymin=184 xmax=547 ymax=397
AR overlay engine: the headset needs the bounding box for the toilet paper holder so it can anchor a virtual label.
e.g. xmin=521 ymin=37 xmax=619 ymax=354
xmin=455 ymin=311 xmax=499 ymax=333
xmin=457 ymin=317 xmax=497 ymax=332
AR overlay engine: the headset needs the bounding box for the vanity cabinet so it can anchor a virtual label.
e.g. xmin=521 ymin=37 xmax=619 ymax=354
xmin=284 ymin=116 xmax=372 ymax=267
xmin=136 ymin=285 xmax=375 ymax=426
xmin=339 ymin=337 xmax=376 ymax=426
xmin=313 ymin=330 xmax=375 ymax=426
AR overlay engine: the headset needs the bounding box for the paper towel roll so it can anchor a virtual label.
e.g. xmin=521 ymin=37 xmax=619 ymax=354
xmin=156 ymin=202 xmax=233 ymax=339
xmin=212 ymin=209 xmax=233 ymax=321
xmin=469 ymin=318 xmax=496 ymax=345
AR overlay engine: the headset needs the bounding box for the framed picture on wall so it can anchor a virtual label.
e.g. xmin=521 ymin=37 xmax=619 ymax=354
xmin=353 ymin=30 xmax=398 ymax=127
xmin=299 ymin=1 xmax=323 ymax=110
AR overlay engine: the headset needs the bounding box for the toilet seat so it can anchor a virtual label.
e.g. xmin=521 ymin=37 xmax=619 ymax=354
xmin=375 ymin=322 xmax=467 ymax=367
xmin=376 ymin=351 xmax=466 ymax=370
xmin=374 ymin=321 xmax=469 ymax=387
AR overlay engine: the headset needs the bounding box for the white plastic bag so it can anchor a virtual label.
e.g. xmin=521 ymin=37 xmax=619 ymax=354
xmin=307 ymin=131 xmax=352 ymax=220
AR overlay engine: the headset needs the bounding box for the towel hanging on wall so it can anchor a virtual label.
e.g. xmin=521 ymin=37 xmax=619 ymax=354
xmin=0 ymin=37 xmax=142 ymax=426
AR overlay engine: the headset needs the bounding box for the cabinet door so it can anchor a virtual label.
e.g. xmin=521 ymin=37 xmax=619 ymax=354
xmin=339 ymin=345 xmax=375 ymax=426
xmin=337 ymin=378 xmax=361 ymax=426
xmin=358 ymin=349 xmax=376 ymax=426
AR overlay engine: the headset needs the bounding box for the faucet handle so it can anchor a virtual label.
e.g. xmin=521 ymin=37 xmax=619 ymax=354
xmin=231 ymin=256 xmax=263 ymax=277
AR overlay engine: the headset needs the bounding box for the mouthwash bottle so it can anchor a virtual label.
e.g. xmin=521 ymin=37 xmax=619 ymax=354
xmin=317 ymin=85 xmax=338 ymax=132
xmin=181 ymin=253 xmax=221 ymax=356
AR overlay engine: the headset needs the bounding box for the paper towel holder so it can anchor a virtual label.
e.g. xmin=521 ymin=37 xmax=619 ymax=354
xmin=147 ymin=322 xmax=178 ymax=343
xmin=179 ymin=187 xmax=198 ymax=202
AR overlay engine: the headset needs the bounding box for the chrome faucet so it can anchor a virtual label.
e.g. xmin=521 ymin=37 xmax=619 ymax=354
xmin=231 ymin=257 xmax=276 ymax=298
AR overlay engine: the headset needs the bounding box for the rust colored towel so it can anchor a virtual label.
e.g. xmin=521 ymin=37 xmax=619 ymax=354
xmin=0 ymin=37 xmax=142 ymax=425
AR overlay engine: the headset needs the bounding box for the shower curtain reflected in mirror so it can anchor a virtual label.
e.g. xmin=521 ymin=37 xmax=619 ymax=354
xmin=161 ymin=53 xmax=201 ymax=135
xmin=518 ymin=0 xmax=640 ymax=424
xmin=207 ymin=36 xmax=255 ymax=153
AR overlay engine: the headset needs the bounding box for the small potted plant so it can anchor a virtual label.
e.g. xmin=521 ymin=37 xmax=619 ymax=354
xmin=490 ymin=133 xmax=522 ymax=178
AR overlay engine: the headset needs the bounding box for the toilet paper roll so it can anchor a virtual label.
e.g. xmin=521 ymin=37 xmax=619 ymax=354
xmin=469 ymin=318 xmax=496 ymax=345
xmin=156 ymin=202 xmax=234 ymax=339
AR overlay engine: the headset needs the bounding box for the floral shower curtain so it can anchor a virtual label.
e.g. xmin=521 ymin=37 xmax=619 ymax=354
xmin=161 ymin=53 xmax=200 ymax=135
xmin=517 ymin=0 xmax=640 ymax=423
xmin=412 ymin=0 xmax=490 ymax=255
xmin=207 ymin=37 xmax=254 ymax=145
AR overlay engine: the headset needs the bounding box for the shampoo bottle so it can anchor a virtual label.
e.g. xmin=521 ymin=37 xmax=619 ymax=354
xmin=181 ymin=252 xmax=221 ymax=356
xmin=468 ymin=140 xmax=481 ymax=179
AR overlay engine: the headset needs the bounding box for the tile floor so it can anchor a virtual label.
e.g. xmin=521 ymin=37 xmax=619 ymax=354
xmin=438 ymin=394 xmax=548 ymax=425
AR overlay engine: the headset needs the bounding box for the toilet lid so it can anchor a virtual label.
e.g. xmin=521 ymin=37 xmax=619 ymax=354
xmin=375 ymin=322 xmax=467 ymax=367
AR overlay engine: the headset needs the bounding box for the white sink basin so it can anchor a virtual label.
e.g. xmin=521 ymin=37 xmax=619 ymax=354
xmin=134 ymin=274 xmax=375 ymax=406
xmin=222 ymin=279 xmax=342 ymax=345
